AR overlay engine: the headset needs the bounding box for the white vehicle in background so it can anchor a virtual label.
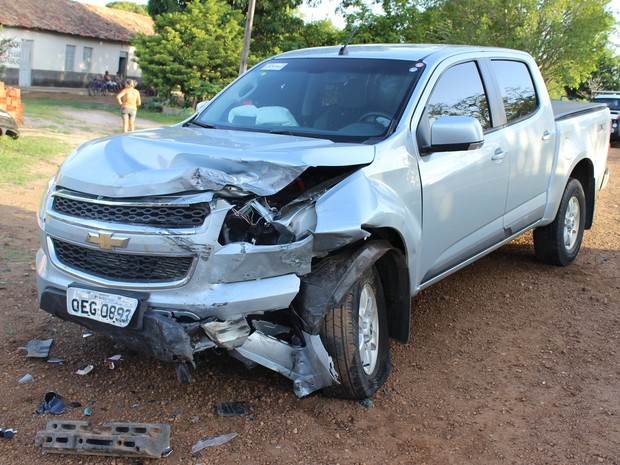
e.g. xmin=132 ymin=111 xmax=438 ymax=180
xmin=37 ymin=44 xmax=610 ymax=400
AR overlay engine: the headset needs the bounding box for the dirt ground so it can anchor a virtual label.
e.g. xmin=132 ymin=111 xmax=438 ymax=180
xmin=0 ymin=93 xmax=618 ymax=464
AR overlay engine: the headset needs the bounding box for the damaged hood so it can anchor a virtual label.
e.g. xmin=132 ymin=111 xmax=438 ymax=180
xmin=56 ymin=126 xmax=375 ymax=197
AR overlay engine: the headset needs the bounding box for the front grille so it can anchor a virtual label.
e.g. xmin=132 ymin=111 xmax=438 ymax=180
xmin=53 ymin=239 xmax=193 ymax=283
xmin=52 ymin=195 xmax=210 ymax=228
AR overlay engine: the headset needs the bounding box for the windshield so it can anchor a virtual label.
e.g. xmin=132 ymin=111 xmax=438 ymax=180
xmin=193 ymin=58 xmax=424 ymax=143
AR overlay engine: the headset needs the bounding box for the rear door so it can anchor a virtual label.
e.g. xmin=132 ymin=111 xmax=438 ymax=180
xmin=490 ymin=59 xmax=555 ymax=233
xmin=416 ymin=60 xmax=510 ymax=283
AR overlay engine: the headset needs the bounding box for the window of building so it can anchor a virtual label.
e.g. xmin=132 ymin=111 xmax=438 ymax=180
xmin=83 ymin=47 xmax=93 ymax=73
xmin=65 ymin=44 xmax=76 ymax=72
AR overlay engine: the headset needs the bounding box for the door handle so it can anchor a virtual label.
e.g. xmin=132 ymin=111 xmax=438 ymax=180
xmin=542 ymin=130 xmax=552 ymax=142
xmin=491 ymin=148 xmax=506 ymax=162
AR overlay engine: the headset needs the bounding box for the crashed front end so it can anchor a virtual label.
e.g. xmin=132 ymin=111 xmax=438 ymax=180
xmin=36 ymin=131 xmax=373 ymax=397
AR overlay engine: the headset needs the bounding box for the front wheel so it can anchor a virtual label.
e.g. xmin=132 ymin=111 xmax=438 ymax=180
xmin=320 ymin=265 xmax=391 ymax=399
xmin=88 ymin=82 xmax=98 ymax=96
xmin=534 ymin=178 xmax=586 ymax=266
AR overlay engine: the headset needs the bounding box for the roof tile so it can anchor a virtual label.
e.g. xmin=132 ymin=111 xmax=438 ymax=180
xmin=0 ymin=0 xmax=153 ymax=42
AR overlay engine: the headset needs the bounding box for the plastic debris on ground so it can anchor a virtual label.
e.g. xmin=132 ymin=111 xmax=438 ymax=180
xmin=84 ymin=407 xmax=92 ymax=416
xmin=18 ymin=373 xmax=35 ymax=384
xmin=36 ymin=392 xmax=66 ymax=415
xmin=107 ymin=355 xmax=121 ymax=369
xmin=191 ymin=432 xmax=238 ymax=453
xmin=82 ymin=333 xmax=93 ymax=338
xmin=47 ymin=358 xmax=64 ymax=363
xmin=35 ymin=421 xmax=171 ymax=458
xmin=215 ymin=401 xmax=249 ymax=417
xmin=19 ymin=339 xmax=53 ymax=358
xmin=0 ymin=429 xmax=16 ymax=439
xmin=76 ymin=364 xmax=94 ymax=375
xmin=358 ymin=398 xmax=376 ymax=408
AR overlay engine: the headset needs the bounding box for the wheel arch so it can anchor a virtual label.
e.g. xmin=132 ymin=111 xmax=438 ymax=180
xmin=295 ymin=235 xmax=411 ymax=344
xmin=365 ymin=228 xmax=411 ymax=343
xmin=569 ymin=158 xmax=595 ymax=229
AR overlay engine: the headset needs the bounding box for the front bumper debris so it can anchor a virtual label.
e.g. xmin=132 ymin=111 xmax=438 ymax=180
xmin=35 ymin=421 xmax=171 ymax=458
xmin=39 ymin=286 xmax=339 ymax=397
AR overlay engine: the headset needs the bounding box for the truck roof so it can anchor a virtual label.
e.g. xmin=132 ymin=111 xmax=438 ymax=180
xmin=272 ymin=43 xmax=532 ymax=65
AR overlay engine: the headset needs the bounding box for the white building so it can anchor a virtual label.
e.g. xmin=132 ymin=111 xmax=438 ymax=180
xmin=0 ymin=0 xmax=153 ymax=87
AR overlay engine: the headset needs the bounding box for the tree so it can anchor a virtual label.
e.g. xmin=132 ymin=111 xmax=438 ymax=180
xmin=0 ymin=27 xmax=17 ymax=73
xmin=298 ymin=19 xmax=344 ymax=48
xmin=568 ymin=47 xmax=620 ymax=99
xmin=107 ymin=1 xmax=149 ymax=15
xmin=133 ymin=0 xmax=243 ymax=105
xmin=433 ymin=0 xmax=614 ymax=95
xmin=341 ymin=0 xmax=615 ymax=96
xmin=227 ymin=0 xmax=307 ymax=62
xmin=147 ymin=0 xmax=187 ymax=17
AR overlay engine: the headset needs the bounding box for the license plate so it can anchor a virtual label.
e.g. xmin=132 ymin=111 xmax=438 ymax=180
xmin=67 ymin=288 xmax=138 ymax=328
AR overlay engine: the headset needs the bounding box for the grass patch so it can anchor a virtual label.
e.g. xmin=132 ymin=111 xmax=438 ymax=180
xmin=22 ymin=94 xmax=187 ymax=126
xmin=0 ymin=246 xmax=32 ymax=262
xmin=0 ymin=136 xmax=72 ymax=186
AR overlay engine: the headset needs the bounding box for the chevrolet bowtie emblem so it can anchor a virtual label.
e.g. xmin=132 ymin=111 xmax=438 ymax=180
xmin=87 ymin=232 xmax=130 ymax=250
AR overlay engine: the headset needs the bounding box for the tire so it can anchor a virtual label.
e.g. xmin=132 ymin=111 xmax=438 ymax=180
xmin=88 ymin=83 xmax=97 ymax=96
xmin=320 ymin=265 xmax=391 ymax=399
xmin=534 ymin=178 xmax=586 ymax=266
xmin=102 ymin=86 xmax=109 ymax=97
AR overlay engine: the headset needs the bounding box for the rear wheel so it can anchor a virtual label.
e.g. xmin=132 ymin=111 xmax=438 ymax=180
xmin=534 ymin=178 xmax=586 ymax=266
xmin=88 ymin=82 xmax=98 ymax=96
xmin=320 ymin=265 xmax=391 ymax=399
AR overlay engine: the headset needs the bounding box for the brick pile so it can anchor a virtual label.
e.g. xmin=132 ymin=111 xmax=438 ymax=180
xmin=0 ymin=81 xmax=24 ymax=125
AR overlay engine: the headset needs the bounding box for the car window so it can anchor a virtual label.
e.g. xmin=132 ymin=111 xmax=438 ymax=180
xmin=491 ymin=60 xmax=538 ymax=123
xmin=424 ymin=61 xmax=491 ymax=130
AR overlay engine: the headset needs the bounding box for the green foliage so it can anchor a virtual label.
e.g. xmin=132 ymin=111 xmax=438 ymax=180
xmin=0 ymin=26 xmax=17 ymax=72
xmin=133 ymin=0 xmax=244 ymax=105
xmin=568 ymin=48 xmax=620 ymax=98
xmin=341 ymin=0 xmax=615 ymax=95
xmin=147 ymin=0 xmax=187 ymax=17
xmin=226 ymin=0 xmax=307 ymax=63
xmin=298 ymin=19 xmax=344 ymax=48
xmin=106 ymin=1 xmax=149 ymax=15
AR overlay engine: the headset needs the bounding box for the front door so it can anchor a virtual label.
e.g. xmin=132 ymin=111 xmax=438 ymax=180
xmin=416 ymin=60 xmax=510 ymax=283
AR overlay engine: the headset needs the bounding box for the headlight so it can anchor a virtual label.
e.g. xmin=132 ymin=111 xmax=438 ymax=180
xmin=37 ymin=174 xmax=58 ymax=225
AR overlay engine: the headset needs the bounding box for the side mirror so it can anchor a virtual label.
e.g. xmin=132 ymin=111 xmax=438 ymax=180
xmin=196 ymin=100 xmax=210 ymax=113
xmin=426 ymin=116 xmax=484 ymax=152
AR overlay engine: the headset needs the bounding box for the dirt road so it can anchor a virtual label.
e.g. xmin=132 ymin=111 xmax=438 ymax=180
xmin=0 ymin=100 xmax=618 ymax=464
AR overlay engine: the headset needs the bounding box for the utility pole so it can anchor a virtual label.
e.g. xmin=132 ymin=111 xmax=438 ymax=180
xmin=239 ymin=0 xmax=256 ymax=75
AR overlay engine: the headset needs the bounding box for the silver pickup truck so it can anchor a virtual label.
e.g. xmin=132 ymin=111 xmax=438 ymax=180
xmin=37 ymin=45 xmax=610 ymax=399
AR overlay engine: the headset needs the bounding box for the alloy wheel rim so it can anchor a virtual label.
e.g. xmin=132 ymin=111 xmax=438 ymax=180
xmin=563 ymin=196 xmax=580 ymax=251
xmin=358 ymin=283 xmax=379 ymax=375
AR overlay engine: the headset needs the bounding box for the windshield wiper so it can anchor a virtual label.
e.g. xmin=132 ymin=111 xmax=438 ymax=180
xmin=269 ymin=129 xmax=326 ymax=139
xmin=188 ymin=120 xmax=218 ymax=129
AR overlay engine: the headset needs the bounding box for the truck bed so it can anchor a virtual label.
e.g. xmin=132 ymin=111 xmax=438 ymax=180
xmin=551 ymin=100 xmax=608 ymax=121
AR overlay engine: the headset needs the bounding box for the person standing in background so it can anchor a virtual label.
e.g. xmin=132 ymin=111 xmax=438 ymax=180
xmin=116 ymin=79 xmax=142 ymax=133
